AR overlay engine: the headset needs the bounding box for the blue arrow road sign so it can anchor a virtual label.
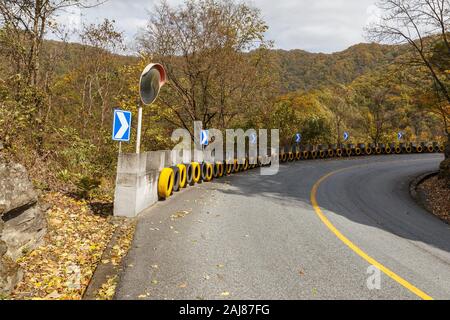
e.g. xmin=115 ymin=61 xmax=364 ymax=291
xmin=201 ymin=130 xmax=209 ymax=146
xmin=398 ymin=132 xmax=404 ymax=141
xmin=295 ymin=133 xmax=302 ymax=143
xmin=343 ymin=132 xmax=350 ymax=142
xmin=250 ymin=133 xmax=257 ymax=145
xmin=112 ymin=110 xmax=132 ymax=142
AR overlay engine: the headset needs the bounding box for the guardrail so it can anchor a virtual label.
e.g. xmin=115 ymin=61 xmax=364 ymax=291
xmin=156 ymin=142 xmax=445 ymax=201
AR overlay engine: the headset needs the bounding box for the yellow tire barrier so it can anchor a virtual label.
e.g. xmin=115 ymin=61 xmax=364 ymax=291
xmin=346 ymin=149 xmax=352 ymax=157
xmin=295 ymin=152 xmax=301 ymax=160
xmin=328 ymin=149 xmax=335 ymax=158
xmin=191 ymin=162 xmax=201 ymax=185
xmin=241 ymin=158 xmax=249 ymax=171
xmin=226 ymin=162 xmax=233 ymax=175
xmin=336 ymin=149 xmax=343 ymax=157
xmin=303 ymin=151 xmax=309 ymax=159
xmin=311 ymin=150 xmax=318 ymax=159
xmin=158 ymin=168 xmax=174 ymax=199
xmin=288 ymin=152 xmax=295 ymax=162
xmin=439 ymin=145 xmax=445 ymax=153
xmin=355 ymin=148 xmax=362 ymax=156
xmin=427 ymin=145 xmax=434 ymax=153
xmin=416 ymin=146 xmax=423 ymax=153
xmin=385 ymin=146 xmax=392 ymax=154
xmin=204 ymin=163 xmax=213 ymax=182
xmin=281 ymin=153 xmax=288 ymax=163
xmin=365 ymin=148 xmax=373 ymax=156
xmin=395 ymin=146 xmax=401 ymax=154
xmin=375 ymin=147 xmax=382 ymax=155
xmin=218 ymin=162 xmax=224 ymax=177
xmin=233 ymin=159 xmax=240 ymax=173
xmin=177 ymin=164 xmax=187 ymax=189
xmin=405 ymin=146 xmax=412 ymax=153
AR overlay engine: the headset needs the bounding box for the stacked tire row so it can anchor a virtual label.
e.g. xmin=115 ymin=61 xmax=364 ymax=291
xmin=157 ymin=142 xmax=444 ymax=200
xmin=157 ymin=157 xmax=265 ymax=200
xmin=281 ymin=142 xmax=445 ymax=162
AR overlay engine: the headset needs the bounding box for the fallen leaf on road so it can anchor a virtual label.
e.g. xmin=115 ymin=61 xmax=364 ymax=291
xmin=170 ymin=210 xmax=191 ymax=220
xmin=221 ymin=292 xmax=230 ymax=297
xmin=178 ymin=282 xmax=188 ymax=288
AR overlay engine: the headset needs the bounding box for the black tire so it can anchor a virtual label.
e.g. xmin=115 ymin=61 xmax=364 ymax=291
xmin=171 ymin=166 xmax=180 ymax=193
xmin=185 ymin=163 xmax=193 ymax=186
xmin=201 ymin=163 xmax=208 ymax=182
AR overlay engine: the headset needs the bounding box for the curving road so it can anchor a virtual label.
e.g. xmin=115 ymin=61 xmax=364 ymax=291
xmin=115 ymin=154 xmax=450 ymax=300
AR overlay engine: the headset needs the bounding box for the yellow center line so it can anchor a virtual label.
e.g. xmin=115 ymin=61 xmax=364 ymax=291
xmin=310 ymin=166 xmax=434 ymax=300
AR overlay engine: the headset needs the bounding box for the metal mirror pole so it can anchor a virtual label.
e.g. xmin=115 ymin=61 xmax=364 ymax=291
xmin=136 ymin=103 xmax=143 ymax=154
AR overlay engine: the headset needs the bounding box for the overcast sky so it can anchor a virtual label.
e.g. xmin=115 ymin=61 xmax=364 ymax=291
xmin=57 ymin=0 xmax=379 ymax=53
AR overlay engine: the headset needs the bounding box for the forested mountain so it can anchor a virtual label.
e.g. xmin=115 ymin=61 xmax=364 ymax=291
xmin=272 ymin=43 xmax=404 ymax=92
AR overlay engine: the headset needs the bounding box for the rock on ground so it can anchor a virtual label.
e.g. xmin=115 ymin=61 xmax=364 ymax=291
xmin=0 ymin=159 xmax=46 ymax=295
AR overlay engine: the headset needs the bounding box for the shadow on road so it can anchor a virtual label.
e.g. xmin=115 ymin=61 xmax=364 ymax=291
xmin=212 ymin=154 xmax=450 ymax=255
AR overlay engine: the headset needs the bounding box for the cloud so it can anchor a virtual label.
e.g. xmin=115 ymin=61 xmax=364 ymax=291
xmin=60 ymin=0 xmax=377 ymax=53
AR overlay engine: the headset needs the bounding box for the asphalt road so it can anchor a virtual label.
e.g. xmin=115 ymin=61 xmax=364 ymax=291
xmin=115 ymin=154 xmax=450 ymax=300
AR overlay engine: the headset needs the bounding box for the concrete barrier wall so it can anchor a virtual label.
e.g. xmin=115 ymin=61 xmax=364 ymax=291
xmin=114 ymin=149 xmax=206 ymax=217
xmin=114 ymin=151 xmax=166 ymax=217
xmin=113 ymin=148 xmax=273 ymax=217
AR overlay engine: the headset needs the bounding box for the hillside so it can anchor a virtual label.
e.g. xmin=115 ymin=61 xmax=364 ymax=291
xmin=272 ymin=43 xmax=404 ymax=92
xmin=0 ymin=38 xmax=403 ymax=95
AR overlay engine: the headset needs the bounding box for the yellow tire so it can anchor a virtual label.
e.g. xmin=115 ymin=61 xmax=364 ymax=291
xmin=177 ymin=164 xmax=187 ymax=189
xmin=191 ymin=162 xmax=201 ymax=184
xmin=439 ymin=145 xmax=445 ymax=153
xmin=355 ymin=148 xmax=361 ymax=156
xmin=242 ymin=159 xmax=249 ymax=171
xmin=215 ymin=162 xmax=224 ymax=178
xmin=204 ymin=163 xmax=214 ymax=182
xmin=226 ymin=162 xmax=233 ymax=175
xmin=158 ymin=168 xmax=174 ymax=199
xmin=233 ymin=159 xmax=240 ymax=173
